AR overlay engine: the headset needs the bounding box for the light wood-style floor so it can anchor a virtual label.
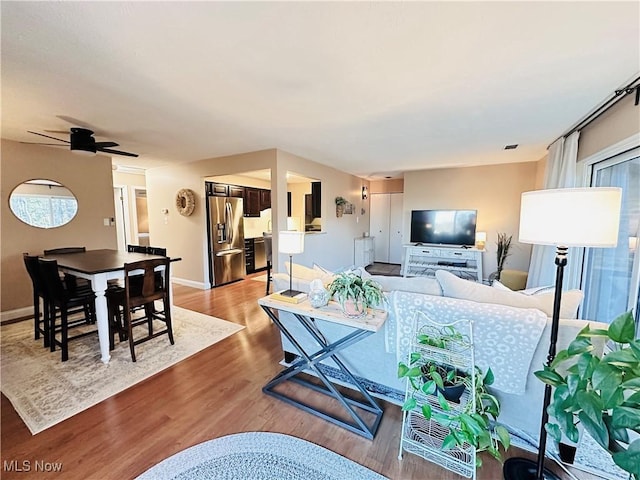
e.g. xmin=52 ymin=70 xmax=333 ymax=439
xmin=1 ymin=275 xmax=600 ymax=479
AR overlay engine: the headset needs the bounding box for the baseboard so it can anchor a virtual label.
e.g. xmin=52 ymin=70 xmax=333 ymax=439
xmin=1 ymin=306 xmax=34 ymax=323
xmin=172 ymin=277 xmax=209 ymax=290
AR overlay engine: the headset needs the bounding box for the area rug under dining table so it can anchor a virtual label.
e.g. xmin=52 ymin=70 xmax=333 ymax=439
xmin=1 ymin=306 xmax=244 ymax=435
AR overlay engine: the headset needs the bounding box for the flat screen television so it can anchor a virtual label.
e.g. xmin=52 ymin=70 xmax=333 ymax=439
xmin=410 ymin=209 xmax=477 ymax=246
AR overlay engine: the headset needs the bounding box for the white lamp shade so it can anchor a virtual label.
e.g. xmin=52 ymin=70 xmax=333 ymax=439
xmin=519 ymin=187 xmax=622 ymax=247
xmin=475 ymin=231 xmax=487 ymax=242
xmin=279 ymin=230 xmax=305 ymax=254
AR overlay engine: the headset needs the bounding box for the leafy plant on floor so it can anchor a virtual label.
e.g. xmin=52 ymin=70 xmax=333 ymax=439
xmin=398 ymin=329 xmax=510 ymax=466
xmin=535 ymin=310 xmax=640 ymax=479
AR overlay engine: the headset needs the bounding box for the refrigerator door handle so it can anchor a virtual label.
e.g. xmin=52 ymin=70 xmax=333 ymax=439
xmin=215 ymin=248 xmax=243 ymax=257
xmin=226 ymin=202 xmax=233 ymax=245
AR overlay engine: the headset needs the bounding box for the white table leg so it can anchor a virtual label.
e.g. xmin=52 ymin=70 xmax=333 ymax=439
xmin=91 ymin=274 xmax=111 ymax=364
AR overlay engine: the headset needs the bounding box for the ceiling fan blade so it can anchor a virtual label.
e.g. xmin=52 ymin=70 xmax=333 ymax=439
xmin=98 ymin=147 xmax=139 ymax=157
xmin=94 ymin=141 xmax=119 ymax=148
xmin=27 ymin=131 xmax=69 ymax=143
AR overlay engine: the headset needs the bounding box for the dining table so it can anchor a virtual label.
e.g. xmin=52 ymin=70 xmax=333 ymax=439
xmin=41 ymin=249 xmax=181 ymax=363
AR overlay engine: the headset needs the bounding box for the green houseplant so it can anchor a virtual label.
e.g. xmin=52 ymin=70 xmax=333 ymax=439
xmin=335 ymin=196 xmax=347 ymax=217
xmin=398 ymin=329 xmax=510 ymax=466
xmin=326 ymin=271 xmax=385 ymax=318
xmin=535 ymin=310 xmax=640 ymax=478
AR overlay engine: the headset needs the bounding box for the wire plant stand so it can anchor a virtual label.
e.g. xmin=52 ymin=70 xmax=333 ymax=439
xmin=398 ymin=311 xmax=477 ymax=479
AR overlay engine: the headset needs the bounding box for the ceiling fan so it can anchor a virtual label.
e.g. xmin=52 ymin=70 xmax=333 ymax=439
xmin=25 ymin=128 xmax=139 ymax=157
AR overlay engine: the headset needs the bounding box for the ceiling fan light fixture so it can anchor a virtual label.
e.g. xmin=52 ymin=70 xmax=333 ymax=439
xmin=71 ymin=147 xmax=96 ymax=156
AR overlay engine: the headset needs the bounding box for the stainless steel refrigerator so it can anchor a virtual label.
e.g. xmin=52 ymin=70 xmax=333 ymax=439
xmin=208 ymin=196 xmax=245 ymax=286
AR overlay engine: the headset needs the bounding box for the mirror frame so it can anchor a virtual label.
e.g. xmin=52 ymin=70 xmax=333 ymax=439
xmin=9 ymin=178 xmax=79 ymax=229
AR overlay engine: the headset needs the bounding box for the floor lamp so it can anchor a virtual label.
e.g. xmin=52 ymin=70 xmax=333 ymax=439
xmin=278 ymin=230 xmax=305 ymax=297
xmin=503 ymin=187 xmax=622 ymax=480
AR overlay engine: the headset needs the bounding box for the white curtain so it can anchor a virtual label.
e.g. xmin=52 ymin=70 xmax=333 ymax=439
xmin=526 ymin=131 xmax=580 ymax=289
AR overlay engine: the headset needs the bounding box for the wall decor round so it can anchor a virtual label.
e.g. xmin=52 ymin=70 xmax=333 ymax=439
xmin=175 ymin=188 xmax=196 ymax=216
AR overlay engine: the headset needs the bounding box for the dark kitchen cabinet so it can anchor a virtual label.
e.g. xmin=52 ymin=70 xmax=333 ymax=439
xmin=260 ymin=189 xmax=271 ymax=210
xmin=229 ymin=185 xmax=245 ymax=198
xmin=244 ymin=238 xmax=255 ymax=274
xmin=244 ymin=188 xmax=261 ymax=217
xmin=311 ymin=181 xmax=322 ymax=218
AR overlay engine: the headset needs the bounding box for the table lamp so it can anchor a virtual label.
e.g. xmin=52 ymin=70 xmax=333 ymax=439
xmin=475 ymin=231 xmax=487 ymax=250
xmin=278 ymin=230 xmax=305 ymax=297
xmin=503 ymin=187 xmax=622 ymax=480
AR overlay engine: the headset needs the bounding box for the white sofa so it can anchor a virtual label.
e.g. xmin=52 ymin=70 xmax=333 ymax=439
xmin=271 ymin=267 xmax=607 ymax=444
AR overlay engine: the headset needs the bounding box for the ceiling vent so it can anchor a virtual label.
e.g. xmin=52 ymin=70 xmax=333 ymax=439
xmin=504 ymin=144 xmax=518 ymax=150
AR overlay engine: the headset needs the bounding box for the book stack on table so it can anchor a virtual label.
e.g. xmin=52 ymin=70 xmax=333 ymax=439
xmin=270 ymin=291 xmax=307 ymax=304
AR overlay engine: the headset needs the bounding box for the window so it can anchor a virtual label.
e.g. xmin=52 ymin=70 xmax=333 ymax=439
xmin=581 ymin=150 xmax=640 ymax=324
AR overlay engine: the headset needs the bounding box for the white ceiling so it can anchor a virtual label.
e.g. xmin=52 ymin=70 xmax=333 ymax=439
xmin=2 ymin=2 xmax=639 ymax=179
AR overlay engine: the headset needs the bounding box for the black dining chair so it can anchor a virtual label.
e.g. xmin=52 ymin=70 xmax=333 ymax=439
xmin=263 ymin=233 xmax=273 ymax=295
xmin=127 ymin=245 xmax=148 ymax=253
xmin=43 ymin=247 xmax=91 ymax=290
xmin=147 ymin=246 xmax=167 ymax=256
xmin=23 ymin=253 xmax=51 ymax=347
xmin=38 ymin=258 xmax=98 ymax=361
xmin=106 ymin=258 xmax=174 ymax=362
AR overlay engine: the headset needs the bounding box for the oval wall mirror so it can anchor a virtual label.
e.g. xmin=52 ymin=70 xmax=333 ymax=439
xmin=9 ymin=179 xmax=78 ymax=229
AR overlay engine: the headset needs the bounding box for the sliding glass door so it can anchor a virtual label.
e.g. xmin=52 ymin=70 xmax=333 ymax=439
xmin=581 ymin=150 xmax=640 ymax=325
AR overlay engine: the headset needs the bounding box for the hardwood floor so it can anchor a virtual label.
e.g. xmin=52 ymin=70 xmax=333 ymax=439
xmin=1 ymin=275 xmax=600 ymax=479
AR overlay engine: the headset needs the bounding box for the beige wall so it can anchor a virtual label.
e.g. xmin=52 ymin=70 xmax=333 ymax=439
xmin=403 ymin=162 xmax=538 ymax=278
xmin=1 ymin=140 xmax=117 ymax=315
xmin=578 ymin=94 xmax=640 ymax=161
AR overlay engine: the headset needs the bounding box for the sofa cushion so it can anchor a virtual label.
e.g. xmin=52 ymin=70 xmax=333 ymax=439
xmin=373 ymin=275 xmax=442 ymax=296
xmin=285 ymin=262 xmax=334 ymax=283
xmin=436 ymin=270 xmax=583 ymax=318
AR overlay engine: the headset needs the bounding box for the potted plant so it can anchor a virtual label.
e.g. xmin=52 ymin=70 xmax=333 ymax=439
xmin=326 ymin=271 xmax=385 ymax=318
xmin=489 ymin=232 xmax=513 ymax=282
xmin=335 ymin=196 xmax=347 ymax=217
xmin=534 ymin=310 xmax=640 ymax=478
xmin=420 ymin=361 xmax=468 ymax=403
xmin=398 ymin=326 xmax=511 ymax=466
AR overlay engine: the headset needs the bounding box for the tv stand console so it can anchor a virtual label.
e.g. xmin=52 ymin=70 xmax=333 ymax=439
xmin=402 ymin=244 xmax=483 ymax=282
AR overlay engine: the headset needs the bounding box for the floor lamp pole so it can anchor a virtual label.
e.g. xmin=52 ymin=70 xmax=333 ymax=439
xmin=504 ymin=246 xmax=567 ymax=480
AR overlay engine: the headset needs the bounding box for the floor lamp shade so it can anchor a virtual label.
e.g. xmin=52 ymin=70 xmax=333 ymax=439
xmin=278 ymin=231 xmax=305 ymax=297
xmin=504 ymin=187 xmax=622 ymax=480
xmin=519 ymin=187 xmax=622 ymax=247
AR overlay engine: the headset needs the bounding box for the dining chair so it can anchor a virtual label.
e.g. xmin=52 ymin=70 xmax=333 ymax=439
xmin=263 ymin=233 xmax=272 ymax=295
xmin=106 ymin=258 xmax=174 ymax=362
xmin=23 ymin=254 xmax=51 ymax=347
xmin=127 ymin=245 xmax=148 ymax=253
xmin=147 ymin=246 xmax=167 ymax=256
xmin=37 ymin=258 xmax=98 ymax=361
xmin=43 ymin=247 xmax=91 ymax=290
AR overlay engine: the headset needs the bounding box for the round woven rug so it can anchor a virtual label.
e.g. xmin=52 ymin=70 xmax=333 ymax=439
xmin=136 ymin=432 xmax=386 ymax=480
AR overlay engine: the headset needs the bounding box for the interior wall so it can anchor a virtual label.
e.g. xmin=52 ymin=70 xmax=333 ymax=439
xmin=1 ymin=140 xmax=117 ymax=315
xmin=403 ymin=161 xmax=538 ymax=279
xmin=145 ymin=148 xmax=369 ymax=288
xmin=275 ymin=150 xmax=369 ymax=273
xmin=145 ymin=149 xmax=278 ymax=289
